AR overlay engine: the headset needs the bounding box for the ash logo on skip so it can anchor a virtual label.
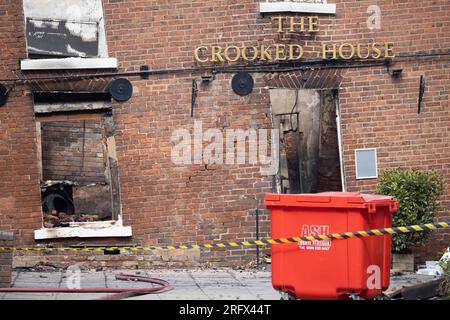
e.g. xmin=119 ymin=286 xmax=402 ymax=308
xmin=299 ymin=225 xmax=331 ymax=251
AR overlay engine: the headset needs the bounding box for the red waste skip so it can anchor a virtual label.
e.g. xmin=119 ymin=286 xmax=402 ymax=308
xmin=264 ymin=192 xmax=399 ymax=300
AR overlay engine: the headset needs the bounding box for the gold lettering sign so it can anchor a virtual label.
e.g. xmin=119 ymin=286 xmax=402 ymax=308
xmin=194 ymin=16 xmax=395 ymax=63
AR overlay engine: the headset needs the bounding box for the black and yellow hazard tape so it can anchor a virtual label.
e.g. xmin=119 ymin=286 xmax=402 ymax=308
xmin=0 ymin=221 xmax=448 ymax=252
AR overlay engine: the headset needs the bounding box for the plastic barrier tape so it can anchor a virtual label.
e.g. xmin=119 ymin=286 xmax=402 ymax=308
xmin=0 ymin=221 xmax=448 ymax=252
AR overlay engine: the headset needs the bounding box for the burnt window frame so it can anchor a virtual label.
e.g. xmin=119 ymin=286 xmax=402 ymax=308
xmin=33 ymin=106 xmax=130 ymax=239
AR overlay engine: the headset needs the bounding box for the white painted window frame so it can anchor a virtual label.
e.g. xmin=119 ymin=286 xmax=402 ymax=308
xmin=355 ymin=148 xmax=379 ymax=180
xmin=21 ymin=58 xmax=118 ymax=71
xmin=260 ymin=1 xmax=336 ymax=15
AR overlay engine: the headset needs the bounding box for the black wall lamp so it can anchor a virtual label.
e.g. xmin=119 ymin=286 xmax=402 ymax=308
xmin=387 ymin=66 xmax=403 ymax=78
xmin=191 ymin=71 xmax=216 ymax=117
xmin=201 ymin=68 xmax=217 ymax=85
xmin=201 ymin=74 xmax=215 ymax=84
xmin=390 ymin=69 xmax=403 ymax=77
xmin=140 ymin=65 xmax=150 ymax=80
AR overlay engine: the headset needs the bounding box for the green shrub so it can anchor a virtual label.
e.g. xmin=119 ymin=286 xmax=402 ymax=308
xmin=375 ymin=169 xmax=444 ymax=253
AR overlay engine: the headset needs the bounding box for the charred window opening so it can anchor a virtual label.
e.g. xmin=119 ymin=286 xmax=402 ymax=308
xmin=37 ymin=113 xmax=120 ymax=229
xmin=26 ymin=18 xmax=100 ymax=59
xmin=270 ymin=89 xmax=343 ymax=194
xmin=22 ymin=0 xmax=108 ymax=59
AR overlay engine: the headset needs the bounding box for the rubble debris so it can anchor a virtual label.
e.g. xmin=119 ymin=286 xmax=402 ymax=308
xmin=43 ymin=210 xmax=100 ymax=228
xmin=388 ymin=278 xmax=445 ymax=300
xmin=41 ymin=180 xmax=113 ymax=224
xmin=385 ymin=272 xmax=445 ymax=300
xmin=15 ymin=262 xmax=63 ymax=272
xmin=44 ymin=212 xmax=59 ymax=224
xmin=417 ymin=261 xmax=444 ymax=276
xmin=232 ymin=259 xmax=259 ymax=271
xmin=440 ymin=247 xmax=450 ymax=267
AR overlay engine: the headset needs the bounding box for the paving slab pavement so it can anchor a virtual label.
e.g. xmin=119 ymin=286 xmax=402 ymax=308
xmin=1 ymin=269 xmax=281 ymax=300
xmin=0 ymin=269 xmax=443 ymax=300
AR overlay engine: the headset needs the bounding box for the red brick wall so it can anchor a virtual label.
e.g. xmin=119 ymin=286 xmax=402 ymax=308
xmin=41 ymin=120 xmax=106 ymax=184
xmin=317 ymin=91 xmax=342 ymax=193
xmin=0 ymin=2 xmax=42 ymax=245
xmin=102 ymin=0 xmax=450 ymax=263
xmin=0 ymin=0 xmax=448 ymax=266
xmin=340 ymin=62 xmax=450 ymax=259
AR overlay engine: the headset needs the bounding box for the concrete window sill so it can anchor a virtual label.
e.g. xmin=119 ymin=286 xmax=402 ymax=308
xmin=20 ymin=57 xmax=118 ymax=71
xmin=259 ymin=2 xmax=336 ymax=14
xmin=34 ymin=222 xmax=132 ymax=240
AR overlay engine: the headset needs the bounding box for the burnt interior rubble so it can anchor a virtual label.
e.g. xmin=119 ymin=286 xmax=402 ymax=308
xmin=36 ymin=103 xmax=117 ymax=228
xmin=41 ymin=180 xmax=112 ymax=228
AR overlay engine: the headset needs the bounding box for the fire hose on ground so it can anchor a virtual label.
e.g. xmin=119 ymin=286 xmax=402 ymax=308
xmin=0 ymin=274 xmax=173 ymax=300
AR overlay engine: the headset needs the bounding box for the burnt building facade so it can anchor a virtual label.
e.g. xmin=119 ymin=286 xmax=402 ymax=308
xmin=0 ymin=0 xmax=449 ymax=268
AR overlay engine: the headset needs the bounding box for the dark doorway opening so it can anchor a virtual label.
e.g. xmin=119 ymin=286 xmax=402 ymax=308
xmin=270 ymin=89 xmax=343 ymax=194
